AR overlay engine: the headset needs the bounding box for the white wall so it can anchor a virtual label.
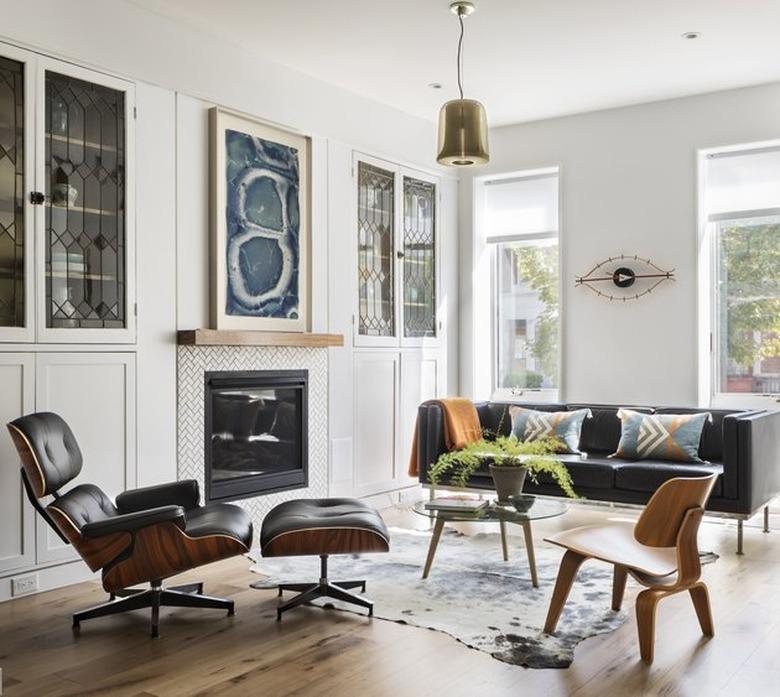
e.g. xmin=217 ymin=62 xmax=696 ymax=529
xmin=460 ymin=81 xmax=780 ymax=406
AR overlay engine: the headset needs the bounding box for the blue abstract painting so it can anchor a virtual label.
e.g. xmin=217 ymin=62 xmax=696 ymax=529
xmin=224 ymin=129 xmax=300 ymax=320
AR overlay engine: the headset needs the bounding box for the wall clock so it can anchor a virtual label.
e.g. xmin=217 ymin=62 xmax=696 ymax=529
xmin=575 ymin=255 xmax=675 ymax=301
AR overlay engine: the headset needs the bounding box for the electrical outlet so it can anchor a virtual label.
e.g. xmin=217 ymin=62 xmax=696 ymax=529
xmin=11 ymin=573 xmax=38 ymax=597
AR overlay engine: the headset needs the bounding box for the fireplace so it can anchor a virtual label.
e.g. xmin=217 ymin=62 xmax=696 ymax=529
xmin=204 ymin=370 xmax=308 ymax=502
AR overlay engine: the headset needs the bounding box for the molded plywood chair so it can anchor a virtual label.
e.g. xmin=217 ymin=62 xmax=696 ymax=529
xmin=543 ymin=474 xmax=718 ymax=662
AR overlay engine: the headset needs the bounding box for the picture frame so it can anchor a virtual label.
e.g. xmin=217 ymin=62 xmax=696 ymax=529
xmin=209 ymin=107 xmax=310 ymax=331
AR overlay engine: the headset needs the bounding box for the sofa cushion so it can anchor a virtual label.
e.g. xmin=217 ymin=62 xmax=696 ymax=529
xmin=533 ymin=453 xmax=617 ymax=489
xmin=613 ymin=409 xmax=711 ymax=463
xmin=510 ymin=407 xmax=592 ymax=453
xmin=479 ymin=402 xmax=565 ymax=438
xmin=566 ymin=404 xmax=653 ymax=454
xmin=616 ymin=461 xmax=723 ymax=497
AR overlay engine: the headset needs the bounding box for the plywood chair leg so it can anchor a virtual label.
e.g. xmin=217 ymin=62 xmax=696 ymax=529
xmin=543 ymin=550 xmax=586 ymax=634
xmin=636 ymin=589 xmax=664 ymax=663
xmin=689 ymin=582 xmax=714 ymax=637
xmin=612 ymin=565 xmax=628 ymax=612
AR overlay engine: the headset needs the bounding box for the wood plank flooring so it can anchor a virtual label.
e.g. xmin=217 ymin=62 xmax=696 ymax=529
xmin=1 ymin=503 xmax=777 ymax=697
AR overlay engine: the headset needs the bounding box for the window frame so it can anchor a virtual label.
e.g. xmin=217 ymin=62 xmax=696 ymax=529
xmin=482 ymin=168 xmax=563 ymax=402
xmin=698 ymin=141 xmax=780 ymax=408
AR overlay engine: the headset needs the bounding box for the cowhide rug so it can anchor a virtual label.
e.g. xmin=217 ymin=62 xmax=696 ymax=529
xmin=249 ymin=526 xmax=651 ymax=669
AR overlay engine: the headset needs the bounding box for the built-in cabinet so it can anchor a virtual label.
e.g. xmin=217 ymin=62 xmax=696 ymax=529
xmin=0 ymin=43 xmax=135 ymax=345
xmin=0 ymin=39 xmax=137 ymax=592
xmin=351 ymin=153 xmax=444 ymax=496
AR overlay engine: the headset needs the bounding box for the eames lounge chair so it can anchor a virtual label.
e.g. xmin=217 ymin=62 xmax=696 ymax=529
xmin=7 ymin=411 xmax=253 ymax=637
xmin=542 ymin=474 xmax=718 ymax=662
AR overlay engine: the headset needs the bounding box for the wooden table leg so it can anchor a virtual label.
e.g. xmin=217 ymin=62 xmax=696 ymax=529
xmin=521 ymin=520 xmax=539 ymax=588
xmin=422 ymin=518 xmax=445 ymax=579
xmin=499 ymin=520 xmax=509 ymax=561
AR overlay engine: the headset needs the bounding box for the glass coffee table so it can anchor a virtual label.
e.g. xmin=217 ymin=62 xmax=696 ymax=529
xmin=412 ymin=496 xmax=567 ymax=587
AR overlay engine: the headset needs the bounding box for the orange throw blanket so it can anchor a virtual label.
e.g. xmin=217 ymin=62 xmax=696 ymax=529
xmin=408 ymin=398 xmax=483 ymax=477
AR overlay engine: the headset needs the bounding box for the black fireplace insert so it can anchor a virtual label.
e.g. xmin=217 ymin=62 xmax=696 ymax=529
xmin=204 ymin=370 xmax=308 ymax=502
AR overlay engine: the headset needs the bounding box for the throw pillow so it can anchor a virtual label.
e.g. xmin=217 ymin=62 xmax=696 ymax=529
xmin=612 ymin=409 xmax=711 ymax=463
xmin=510 ymin=407 xmax=591 ymax=454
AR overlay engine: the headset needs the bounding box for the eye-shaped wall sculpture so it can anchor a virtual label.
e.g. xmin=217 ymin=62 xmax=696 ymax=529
xmin=575 ymin=255 xmax=675 ymax=301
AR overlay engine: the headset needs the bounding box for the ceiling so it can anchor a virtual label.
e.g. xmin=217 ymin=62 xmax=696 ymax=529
xmin=128 ymin=0 xmax=780 ymax=127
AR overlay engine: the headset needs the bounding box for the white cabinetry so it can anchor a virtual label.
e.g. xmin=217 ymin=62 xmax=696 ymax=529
xmin=34 ymin=352 xmax=136 ymax=563
xmin=0 ymin=353 xmax=35 ymax=574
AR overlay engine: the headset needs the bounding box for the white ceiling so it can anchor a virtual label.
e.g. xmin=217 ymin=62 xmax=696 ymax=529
xmin=128 ymin=0 xmax=780 ymax=127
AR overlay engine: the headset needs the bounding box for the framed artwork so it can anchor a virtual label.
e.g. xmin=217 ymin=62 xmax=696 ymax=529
xmin=210 ymin=107 xmax=310 ymax=331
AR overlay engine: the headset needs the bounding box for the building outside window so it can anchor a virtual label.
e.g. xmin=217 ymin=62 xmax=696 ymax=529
xmin=703 ymin=145 xmax=780 ymax=396
xmin=484 ymin=169 xmax=560 ymax=395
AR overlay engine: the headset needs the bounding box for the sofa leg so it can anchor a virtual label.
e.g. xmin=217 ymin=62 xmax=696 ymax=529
xmin=737 ymin=519 xmax=744 ymax=555
xmin=763 ymin=506 xmax=770 ymax=534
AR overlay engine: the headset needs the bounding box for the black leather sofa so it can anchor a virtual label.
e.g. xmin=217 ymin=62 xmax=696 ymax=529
xmin=415 ymin=401 xmax=780 ymax=530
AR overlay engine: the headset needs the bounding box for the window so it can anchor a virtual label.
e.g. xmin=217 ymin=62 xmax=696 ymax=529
xmin=484 ymin=170 xmax=560 ymax=393
xmin=703 ymin=146 xmax=780 ymax=396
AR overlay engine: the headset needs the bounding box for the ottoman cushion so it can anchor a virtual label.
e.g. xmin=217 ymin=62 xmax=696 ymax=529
xmin=261 ymin=498 xmax=390 ymax=557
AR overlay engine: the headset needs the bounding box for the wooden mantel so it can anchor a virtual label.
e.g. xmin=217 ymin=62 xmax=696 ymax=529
xmin=177 ymin=329 xmax=344 ymax=348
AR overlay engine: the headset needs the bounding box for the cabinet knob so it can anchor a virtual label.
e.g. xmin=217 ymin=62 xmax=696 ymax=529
xmin=30 ymin=191 xmax=45 ymax=205
xmin=396 ymin=251 xmax=405 ymax=259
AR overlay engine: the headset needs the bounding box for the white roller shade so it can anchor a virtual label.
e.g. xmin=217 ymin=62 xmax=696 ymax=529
xmin=706 ymin=147 xmax=780 ymax=218
xmin=484 ymin=170 xmax=559 ymax=242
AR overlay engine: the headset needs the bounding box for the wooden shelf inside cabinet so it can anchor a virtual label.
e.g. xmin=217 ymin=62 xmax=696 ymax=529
xmin=178 ymin=329 xmax=344 ymax=348
xmin=46 ymin=203 xmax=119 ymax=217
xmin=46 ymin=132 xmax=118 ymax=153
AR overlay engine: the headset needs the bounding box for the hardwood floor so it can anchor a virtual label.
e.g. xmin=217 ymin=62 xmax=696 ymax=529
xmin=1 ymin=503 xmax=777 ymax=697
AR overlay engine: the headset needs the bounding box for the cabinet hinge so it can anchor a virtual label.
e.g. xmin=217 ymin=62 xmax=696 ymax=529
xmin=133 ymin=106 xmax=137 ymax=120
xmin=134 ymin=302 xmax=138 ymax=317
xmin=709 ymin=332 xmax=713 ymax=353
xmin=351 ymin=314 xmax=355 ymax=325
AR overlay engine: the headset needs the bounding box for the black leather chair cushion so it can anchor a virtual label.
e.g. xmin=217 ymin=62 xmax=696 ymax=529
xmin=567 ymin=404 xmax=653 ymax=455
xmin=116 ymin=480 xmax=201 ymax=513
xmin=185 ymin=503 xmax=254 ymax=549
xmin=46 ymin=483 xmax=118 ymax=530
xmin=616 ymin=461 xmax=723 ymax=497
xmin=654 ymin=407 xmax=743 ymax=463
xmin=9 ymin=412 xmax=83 ymax=496
xmin=260 ymin=498 xmax=389 ymax=553
xmin=82 ymin=505 xmax=185 ymax=538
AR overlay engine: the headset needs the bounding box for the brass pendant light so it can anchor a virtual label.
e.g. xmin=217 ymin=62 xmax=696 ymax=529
xmin=436 ymin=2 xmax=489 ymax=166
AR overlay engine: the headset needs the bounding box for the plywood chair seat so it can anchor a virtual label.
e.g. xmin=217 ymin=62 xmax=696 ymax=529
xmin=543 ymin=474 xmax=718 ymax=663
xmin=546 ymin=522 xmax=678 ymax=578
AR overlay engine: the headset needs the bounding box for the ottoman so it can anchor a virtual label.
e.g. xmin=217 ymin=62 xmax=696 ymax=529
xmin=256 ymin=498 xmax=390 ymax=620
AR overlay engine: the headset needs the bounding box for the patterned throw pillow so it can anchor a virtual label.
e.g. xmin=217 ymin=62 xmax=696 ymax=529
xmin=510 ymin=408 xmax=592 ymax=454
xmin=612 ymin=409 xmax=711 ymax=463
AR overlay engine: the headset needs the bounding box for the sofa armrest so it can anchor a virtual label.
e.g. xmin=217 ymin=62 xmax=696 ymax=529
xmin=116 ymin=479 xmax=200 ymax=513
xmin=733 ymin=410 xmax=780 ymax=514
xmin=416 ymin=403 xmax=447 ymax=483
xmin=81 ymin=505 xmax=185 ymax=538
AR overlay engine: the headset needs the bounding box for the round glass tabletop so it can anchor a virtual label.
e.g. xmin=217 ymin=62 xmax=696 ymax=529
xmin=411 ymin=495 xmax=567 ymax=523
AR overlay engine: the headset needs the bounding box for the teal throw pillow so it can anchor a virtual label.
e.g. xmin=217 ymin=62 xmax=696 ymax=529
xmin=612 ymin=409 xmax=711 ymax=463
xmin=510 ymin=407 xmax=591 ymax=454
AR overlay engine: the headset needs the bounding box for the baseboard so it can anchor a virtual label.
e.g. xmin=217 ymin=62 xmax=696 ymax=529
xmin=0 ymin=561 xmax=97 ymax=603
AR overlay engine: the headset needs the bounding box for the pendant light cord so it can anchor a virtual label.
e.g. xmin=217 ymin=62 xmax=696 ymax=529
xmin=456 ymin=11 xmax=465 ymax=100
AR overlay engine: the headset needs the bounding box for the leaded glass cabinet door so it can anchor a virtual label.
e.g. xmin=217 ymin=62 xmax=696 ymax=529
xmin=356 ymin=158 xmax=397 ymax=345
xmin=0 ymin=45 xmax=34 ymax=342
xmin=36 ymin=60 xmax=135 ymax=343
xmin=401 ymin=173 xmax=437 ymax=345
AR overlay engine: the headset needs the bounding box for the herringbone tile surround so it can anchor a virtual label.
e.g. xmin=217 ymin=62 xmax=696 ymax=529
xmin=177 ymin=345 xmax=328 ymax=530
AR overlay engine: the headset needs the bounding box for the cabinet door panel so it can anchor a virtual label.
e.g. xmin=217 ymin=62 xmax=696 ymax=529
xmin=399 ymin=353 xmax=440 ymax=487
xmin=0 ymin=353 xmax=35 ymax=573
xmin=0 ymin=44 xmax=35 ymax=342
xmin=35 ymin=352 xmax=136 ymax=563
xmin=353 ymin=352 xmax=398 ymax=496
xmin=36 ymin=58 xmax=135 ymax=344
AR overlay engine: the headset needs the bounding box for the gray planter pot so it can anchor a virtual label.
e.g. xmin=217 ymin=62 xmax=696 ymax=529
xmin=489 ymin=464 xmax=528 ymax=502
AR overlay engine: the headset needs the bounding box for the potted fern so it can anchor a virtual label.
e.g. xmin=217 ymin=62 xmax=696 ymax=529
xmin=428 ymin=435 xmax=578 ymax=502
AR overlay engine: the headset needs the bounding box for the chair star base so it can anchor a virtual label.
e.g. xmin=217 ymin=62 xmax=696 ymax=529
xmin=258 ymin=554 xmax=373 ymax=621
xmin=72 ymin=580 xmax=234 ymax=638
